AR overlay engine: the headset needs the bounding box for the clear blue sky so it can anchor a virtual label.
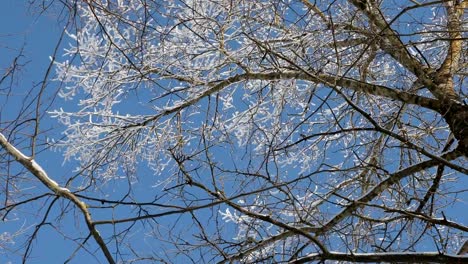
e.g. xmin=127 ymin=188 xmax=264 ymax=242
xmin=0 ymin=1 xmax=466 ymax=263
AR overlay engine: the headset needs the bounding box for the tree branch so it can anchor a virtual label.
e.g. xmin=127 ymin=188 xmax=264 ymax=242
xmin=131 ymin=70 xmax=443 ymax=130
xmin=347 ymin=0 xmax=449 ymax=99
xmin=221 ymin=149 xmax=462 ymax=263
xmin=434 ymin=1 xmax=467 ymax=101
xmin=348 ymin=0 xmax=429 ymax=75
xmin=0 ymin=132 xmax=116 ymax=264
xmin=292 ymin=251 xmax=468 ymax=263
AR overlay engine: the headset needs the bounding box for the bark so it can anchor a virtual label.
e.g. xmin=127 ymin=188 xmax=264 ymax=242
xmin=292 ymin=252 xmax=468 ymax=263
xmin=441 ymin=101 xmax=468 ymax=155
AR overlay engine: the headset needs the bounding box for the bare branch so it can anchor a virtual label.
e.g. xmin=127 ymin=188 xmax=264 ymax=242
xmin=292 ymin=251 xmax=468 ymax=263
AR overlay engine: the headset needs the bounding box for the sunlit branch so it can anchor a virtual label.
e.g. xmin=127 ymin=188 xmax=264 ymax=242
xmin=129 ymin=70 xmax=443 ymax=131
xmin=0 ymin=132 xmax=116 ymax=264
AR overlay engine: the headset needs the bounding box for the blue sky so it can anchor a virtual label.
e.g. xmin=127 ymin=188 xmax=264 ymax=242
xmin=0 ymin=1 xmax=467 ymax=263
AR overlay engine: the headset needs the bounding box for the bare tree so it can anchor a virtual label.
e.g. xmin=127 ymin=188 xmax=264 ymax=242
xmin=1 ymin=0 xmax=467 ymax=263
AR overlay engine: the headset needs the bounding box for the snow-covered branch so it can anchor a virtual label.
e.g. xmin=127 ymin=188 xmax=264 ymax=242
xmin=0 ymin=132 xmax=115 ymax=264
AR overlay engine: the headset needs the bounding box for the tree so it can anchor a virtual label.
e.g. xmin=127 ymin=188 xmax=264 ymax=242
xmin=0 ymin=0 xmax=467 ymax=263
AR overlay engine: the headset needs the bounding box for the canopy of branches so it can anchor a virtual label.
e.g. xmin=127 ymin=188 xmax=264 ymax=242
xmin=0 ymin=0 xmax=467 ymax=263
